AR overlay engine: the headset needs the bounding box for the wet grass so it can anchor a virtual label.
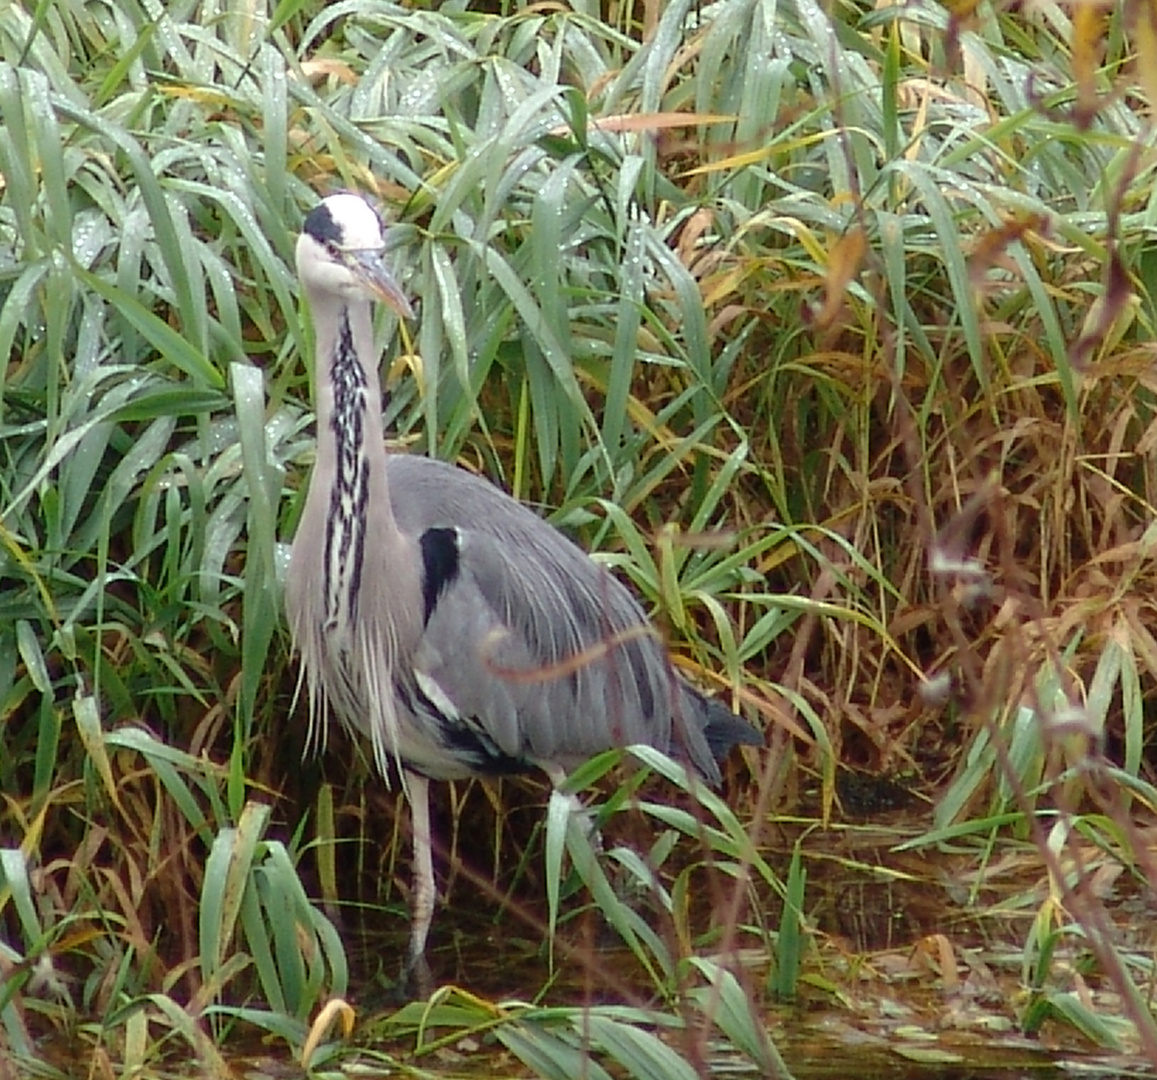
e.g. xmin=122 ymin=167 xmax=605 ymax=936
xmin=2 ymin=0 xmax=1157 ymax=1075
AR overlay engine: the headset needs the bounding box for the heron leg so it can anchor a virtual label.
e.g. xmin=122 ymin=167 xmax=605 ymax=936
xmin=400 ymin=769 xmax=434 ymax=998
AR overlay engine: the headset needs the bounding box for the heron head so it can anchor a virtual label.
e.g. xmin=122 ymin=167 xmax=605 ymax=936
xmin=296 ymin=193 xmax=414 ymax=318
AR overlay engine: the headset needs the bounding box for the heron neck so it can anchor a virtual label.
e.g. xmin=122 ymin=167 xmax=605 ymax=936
xmin=309 ymin=296 xmax=401 ymax=629
xmin=312 ymin=297 xmax=389 ymax=485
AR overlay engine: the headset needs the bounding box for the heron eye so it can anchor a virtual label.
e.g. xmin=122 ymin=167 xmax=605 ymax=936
xmin=325 ymin=241 xmax=356 ymax=269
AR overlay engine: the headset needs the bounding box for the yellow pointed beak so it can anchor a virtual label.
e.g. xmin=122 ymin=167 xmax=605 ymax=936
xmin=345 ymin=248 xmax=414 ymax=320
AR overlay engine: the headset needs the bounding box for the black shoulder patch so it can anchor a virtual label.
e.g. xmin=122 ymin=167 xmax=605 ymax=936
xmin=436 ymin=722 xmax=533 ymax=776
xmin=419 ymin=527 xmax=461 ymax=624
xmin=303 ymin=202 xmax=342 ymax=247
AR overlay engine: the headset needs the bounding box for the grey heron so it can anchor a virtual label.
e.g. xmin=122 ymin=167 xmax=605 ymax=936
xmin=286 ymin=192 xmax=761 ymax=989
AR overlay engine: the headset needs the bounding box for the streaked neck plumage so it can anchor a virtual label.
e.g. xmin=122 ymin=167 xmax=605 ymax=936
xmin=307 ymin=289 xmax=397 ymax=629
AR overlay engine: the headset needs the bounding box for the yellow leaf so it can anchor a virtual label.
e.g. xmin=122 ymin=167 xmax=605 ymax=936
xmin=299 ymin=58 xmax=357 ymax=85
xmin=1072 ymin=0 xmax=1110 ymax=127
xmin=812 ymin=226 xmax=867 ymax=329
xmin=1132 ymin=0 xmax=1157 ymax=113
xmin=301 ymin=998 xmax=357 ymax=1069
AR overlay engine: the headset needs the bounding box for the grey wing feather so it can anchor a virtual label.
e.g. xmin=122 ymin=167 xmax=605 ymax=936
xmin=385 ymin=455 xmax=730 ymax=780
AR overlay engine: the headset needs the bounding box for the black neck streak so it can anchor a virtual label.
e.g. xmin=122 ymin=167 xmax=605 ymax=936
xmin=324 ymin=310 xmax=370 ymax=627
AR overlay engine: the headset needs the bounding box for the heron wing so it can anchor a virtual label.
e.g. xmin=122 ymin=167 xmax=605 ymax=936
xmin=384 ymin=455 xmax=719 ymax=777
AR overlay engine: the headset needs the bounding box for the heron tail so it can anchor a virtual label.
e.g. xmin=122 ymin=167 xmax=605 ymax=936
xmin=701 ymin=697 xmax=763 ymax=763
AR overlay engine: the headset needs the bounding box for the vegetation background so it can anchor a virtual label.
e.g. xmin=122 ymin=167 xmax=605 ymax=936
xmin=1 ymin=0 xmax=1156 ymax=1075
